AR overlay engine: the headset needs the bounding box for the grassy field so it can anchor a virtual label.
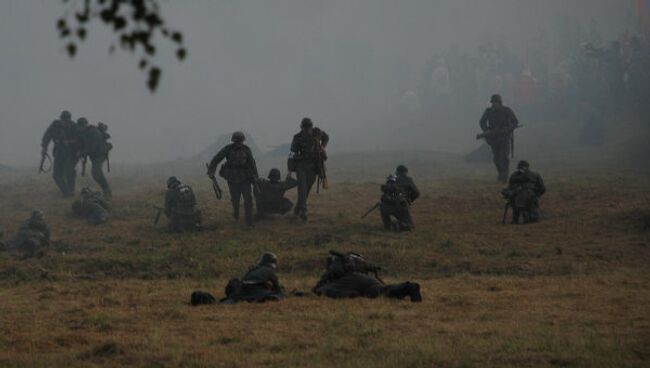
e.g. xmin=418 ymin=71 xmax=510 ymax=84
xmin=0 ymin=166 xmax=649 ymax=367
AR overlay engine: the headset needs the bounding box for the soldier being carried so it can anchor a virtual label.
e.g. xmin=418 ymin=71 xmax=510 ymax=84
xmin=313 ymin=250 xmax=422 ymax=302
xmin=254 ymin=168 xmax=298 ymax=220
xmin=76 ymin=118 xmax=113 ymax=198
xmin=502 ymin=160 xmax=546 ymax=224
xmin=163 ymin=176 xmax=202 ymax=232
xmin=72 ymin=187 xmax=111 ymax=225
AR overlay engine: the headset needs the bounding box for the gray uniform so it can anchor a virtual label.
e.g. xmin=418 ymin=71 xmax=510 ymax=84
xmin=78 ymin=124 xmax=112 ymax=197
xmin=479 ymin=105 xmax=519 ymax=182
xmin=72 ymin=189 xmax=110 ymax=225
xmin=6 ymin=211 xmax=50 ymax=257
xmin=506 ymin=169 xmax=546 ymax=223
xmin=164 ymin=184 xmax=202 ymax=232
xmin=207 ymin=143 xmax=259 ymax=226
xmin=288 ymin=127 xmax=329 ymax=218
xmin=254 ymin=177 xmax=298 ymax=217
xmin=41 ymin=118 xmax=78 ymax=196
xmin=221 ymin=264 xmax=283 ymax=303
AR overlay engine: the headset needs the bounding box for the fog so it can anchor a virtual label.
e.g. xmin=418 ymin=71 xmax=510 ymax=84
xmin=0 ymin=0 xmax=641 ymax=166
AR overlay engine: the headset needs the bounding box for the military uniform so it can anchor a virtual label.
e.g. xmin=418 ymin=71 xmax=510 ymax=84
xmin=78 ymin=121 xmax=112 ymax=197
xmin=380 ymin=176 xmax=413 ymax=232
xmin=479 ymin=95 xmax=520 ymax=182
xmin=255 ymin=169 xmax=298 ymax=218
xmin=313 ymin=251 xmax=422 ymax=302
xmin=41 ymin=111 xmax=79 ymax=197
xmin=72 ymin=188 xmax=111 ymax=225
xmin=164 ymin=177 xmax=202 ymax=232
xmin=506 ymin=161 xmax=546 ymax=223
xmin=288 ymin=118 xmax=329 ymax=220
xmin=220 ymin=252 xmax=283 ymax=304
xmin=207 ymin=132 xmax=258 ymax=226
xmin=5 ymin=211 xmax=50 ymax=257
xmin=396 ymin=169 xmax=420 ymax=204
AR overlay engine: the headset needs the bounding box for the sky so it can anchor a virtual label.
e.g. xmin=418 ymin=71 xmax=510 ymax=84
xmin=0 ymin=0 xmax=637 ymax=165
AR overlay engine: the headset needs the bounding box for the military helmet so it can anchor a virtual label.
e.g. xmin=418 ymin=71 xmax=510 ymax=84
xmin=257 ymin=252 xmax=278 ymax=269
xmin=77 ymin=117 xmax=88 ymax=126
xmin=60 ymin=110 xmax=71 ymax=120
xmin=517 ymin=160 xmax=530 ymax=170
xmin=231 ymin=131 xmax=245 ymax=143
xmin=300 ymin=117 xmax=313 ymax=128
xmin=30 ymin=209 xmax=44 ymax=221
xmin=268 ymin=168 xmax=281 ymax=181
xmin=167 ymin=176 xmax=181 ymax=188
xmin=396 ymin=165 xmax=408 ymax=174
xmin=80 ymin=187 xmax=92 ymax=195
xmin=386 ymin=174 xmax=397 ymax=183
xmin=490 ymin=94 xmax=502 ymax=104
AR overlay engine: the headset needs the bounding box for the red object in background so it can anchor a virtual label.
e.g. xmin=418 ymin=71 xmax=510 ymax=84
xmin=514 ymin=71 xmax=538 ymax=109
xmin=638 ymin=0 xmax=650 ymax=33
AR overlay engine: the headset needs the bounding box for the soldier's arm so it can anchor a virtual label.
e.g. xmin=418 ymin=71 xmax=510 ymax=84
xmin=41 ymin=122 xmax=56 ymax=152
xmin=281 ymin=177 xmax=298 ymax=191
xmin=535 ymin=174 xmax=546 ymax=197
xmin=319 ymin=129 xmax=329 ymax=148
xmin=207 ymin=146 xmax=229 ymax=177
xmin=479 ymin=109 xmax=489 ymax=132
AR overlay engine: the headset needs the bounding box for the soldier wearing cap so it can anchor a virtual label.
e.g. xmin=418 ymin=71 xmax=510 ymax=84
xmin=207 ymin=131 xmax=259 ymax=228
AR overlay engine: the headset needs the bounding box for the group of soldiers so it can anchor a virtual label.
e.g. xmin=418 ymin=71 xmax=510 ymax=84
xmin=191 ymin=250 xmax=422 ymax=305
xmin=2 ymin=97 xmax=546 ymax=306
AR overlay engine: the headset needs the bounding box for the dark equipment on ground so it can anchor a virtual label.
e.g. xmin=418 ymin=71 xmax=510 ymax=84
xmin=361 ymin=202 xmax=381 ymax=219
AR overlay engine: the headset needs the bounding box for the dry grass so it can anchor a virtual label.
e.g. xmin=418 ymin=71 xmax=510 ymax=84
xmin=0 ymin=169 xmax=649 ymax=367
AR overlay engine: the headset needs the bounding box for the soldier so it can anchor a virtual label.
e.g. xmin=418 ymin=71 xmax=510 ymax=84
xmin=77 ymin=119 xmax=113 ymax=198
xmin=313 ymin=250 xmax=422 ymax=302
xmin=287 ymin=118 xmax=329 ymax=220
xmin=395 ymin=165 xmax=420 ymax=204
xmin=479 ymin=94 xmax=520 ymax=183
xmin=254 ymin=168 xmax=298 ymax=219
xmin=5 ymin=210 xmax=50 ymax=257
xmin=503 ymin=160 xmax=546 ymax=224
xmin=164 ymin=176 xmax=202 ymax=232
xmin=72 ymin=187 xmax=111 ymax=225
xmin=41 ymin=110 xmax=79 ymax=197
xmin=380 ymin=175 xmax=414 ymax=232
xmin=207 ymin=131 xmax=259 ymax=228
xmin=220 ymin=252 xmax=284 ymax=304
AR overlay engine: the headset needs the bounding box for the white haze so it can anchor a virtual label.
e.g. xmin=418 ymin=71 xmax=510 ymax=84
xmin=0 ymin=0 xmax=636 ymax=165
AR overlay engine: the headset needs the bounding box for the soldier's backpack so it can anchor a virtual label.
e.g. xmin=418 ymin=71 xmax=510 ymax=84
xmin=81 ymin=124 xmax=112 ymax=157
xmin=175 ymin=185 xmax=196 ymax=215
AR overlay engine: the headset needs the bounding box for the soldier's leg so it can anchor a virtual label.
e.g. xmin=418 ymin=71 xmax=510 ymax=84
xmin=399 ymin=207 xmax=414 ymax=230
xmin=241 ymin=183 xmax=254 ymax=226
xmin=52 ymin=156 xmax=68 ymax=196
xmin=380 ymin=206 xmax=392 ymax=230
xmin=295 ymin=169 xmax=308 ymax=216
xmin=279 ymin=198 xmax=293 ymax=215
xmin=65 ymin=155 xmax=78 ymax=196
xmin=90 ymin=155 xmax=111 ymax=197
xmin=228 ymin=181 xmax=241 ymax=220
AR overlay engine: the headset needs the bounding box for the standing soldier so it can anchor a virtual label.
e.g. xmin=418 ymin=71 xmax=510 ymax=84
xmin=254 ymin=168 xmax=298 ymax=219
xmin=287 ymin=118 xmax=329 ymax=221
xmin=41 ymin=110 xmax=78 ymax=197
xmin=207 ymin=131 xmax=258 ymax=228
xmin=478 ymin=94 xmax=520 ymax=183
xmin=77 ymin=119 xmax=113 ymax=198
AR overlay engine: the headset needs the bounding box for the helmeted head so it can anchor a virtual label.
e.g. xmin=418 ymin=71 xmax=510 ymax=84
xmin=396 ymin=165 xmax=408 ymax=175
xmin=60 ymin=110 xmax=72 ymax=120
xmin=231 ymin=131 xmax=245 ymax=144
xmin=490 ymin=94 xmax=502 ymax=106
xmin=257 ymin=252 xmax=278 ymax=269
xmin=167 ymin=176 xmax=181 ymax=189
xmin=300 ymin=117 xmax=314 ymax=134
xmin=80 ymin=187 xmax=92 ymax=196
xmin=97 ymin=122 xmax=107 ymax=132
xmin=30 ymin=209 xmax=44 ymax=221
xmin=77 ymin=117 xmax=88 ymax=127
xmin=268 ymin=168 xmax=281 ymax=182
xmin=386 ymin=174 xmax=397 ymax=184
xmin=517 ymin=160 xmax=530 ymax=172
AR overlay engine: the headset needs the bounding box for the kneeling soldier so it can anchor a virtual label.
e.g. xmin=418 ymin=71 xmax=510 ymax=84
xmin=164 ymin=176 xmax=202 ymax=232
xmin=5 ymin=210 xmax=50 ymax=257
xmin=503 ymin=160 xmax=546 ymax=224
xmin=254 ymin=168 xmax=298 ymax=219
xmin=380 ymin=175 xmax=414 ymax=232
xmin=313 ymin=250 xmax=422 ymax=302
xmin=72 ymin=187 xmax=111 ymax=225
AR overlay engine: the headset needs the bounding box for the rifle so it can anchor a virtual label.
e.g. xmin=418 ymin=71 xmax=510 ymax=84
xmin=361 ymin=202 xmax=381 ymax=218
xmin=206 ymin=163 xmax=223 ymax=200
xmin=38 ymin=152 xmax=52 ymax=173
xmin=153 ymin=206 xmax=163 ymax=227
xmin=106 ymin=153 xmax=111 ymax=173
xmin=316 ymin=145 xmax=328 ymax=194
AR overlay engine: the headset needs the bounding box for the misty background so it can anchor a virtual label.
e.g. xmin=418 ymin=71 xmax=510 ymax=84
xmin=0 ymin=0 xmax=642 ymax=167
